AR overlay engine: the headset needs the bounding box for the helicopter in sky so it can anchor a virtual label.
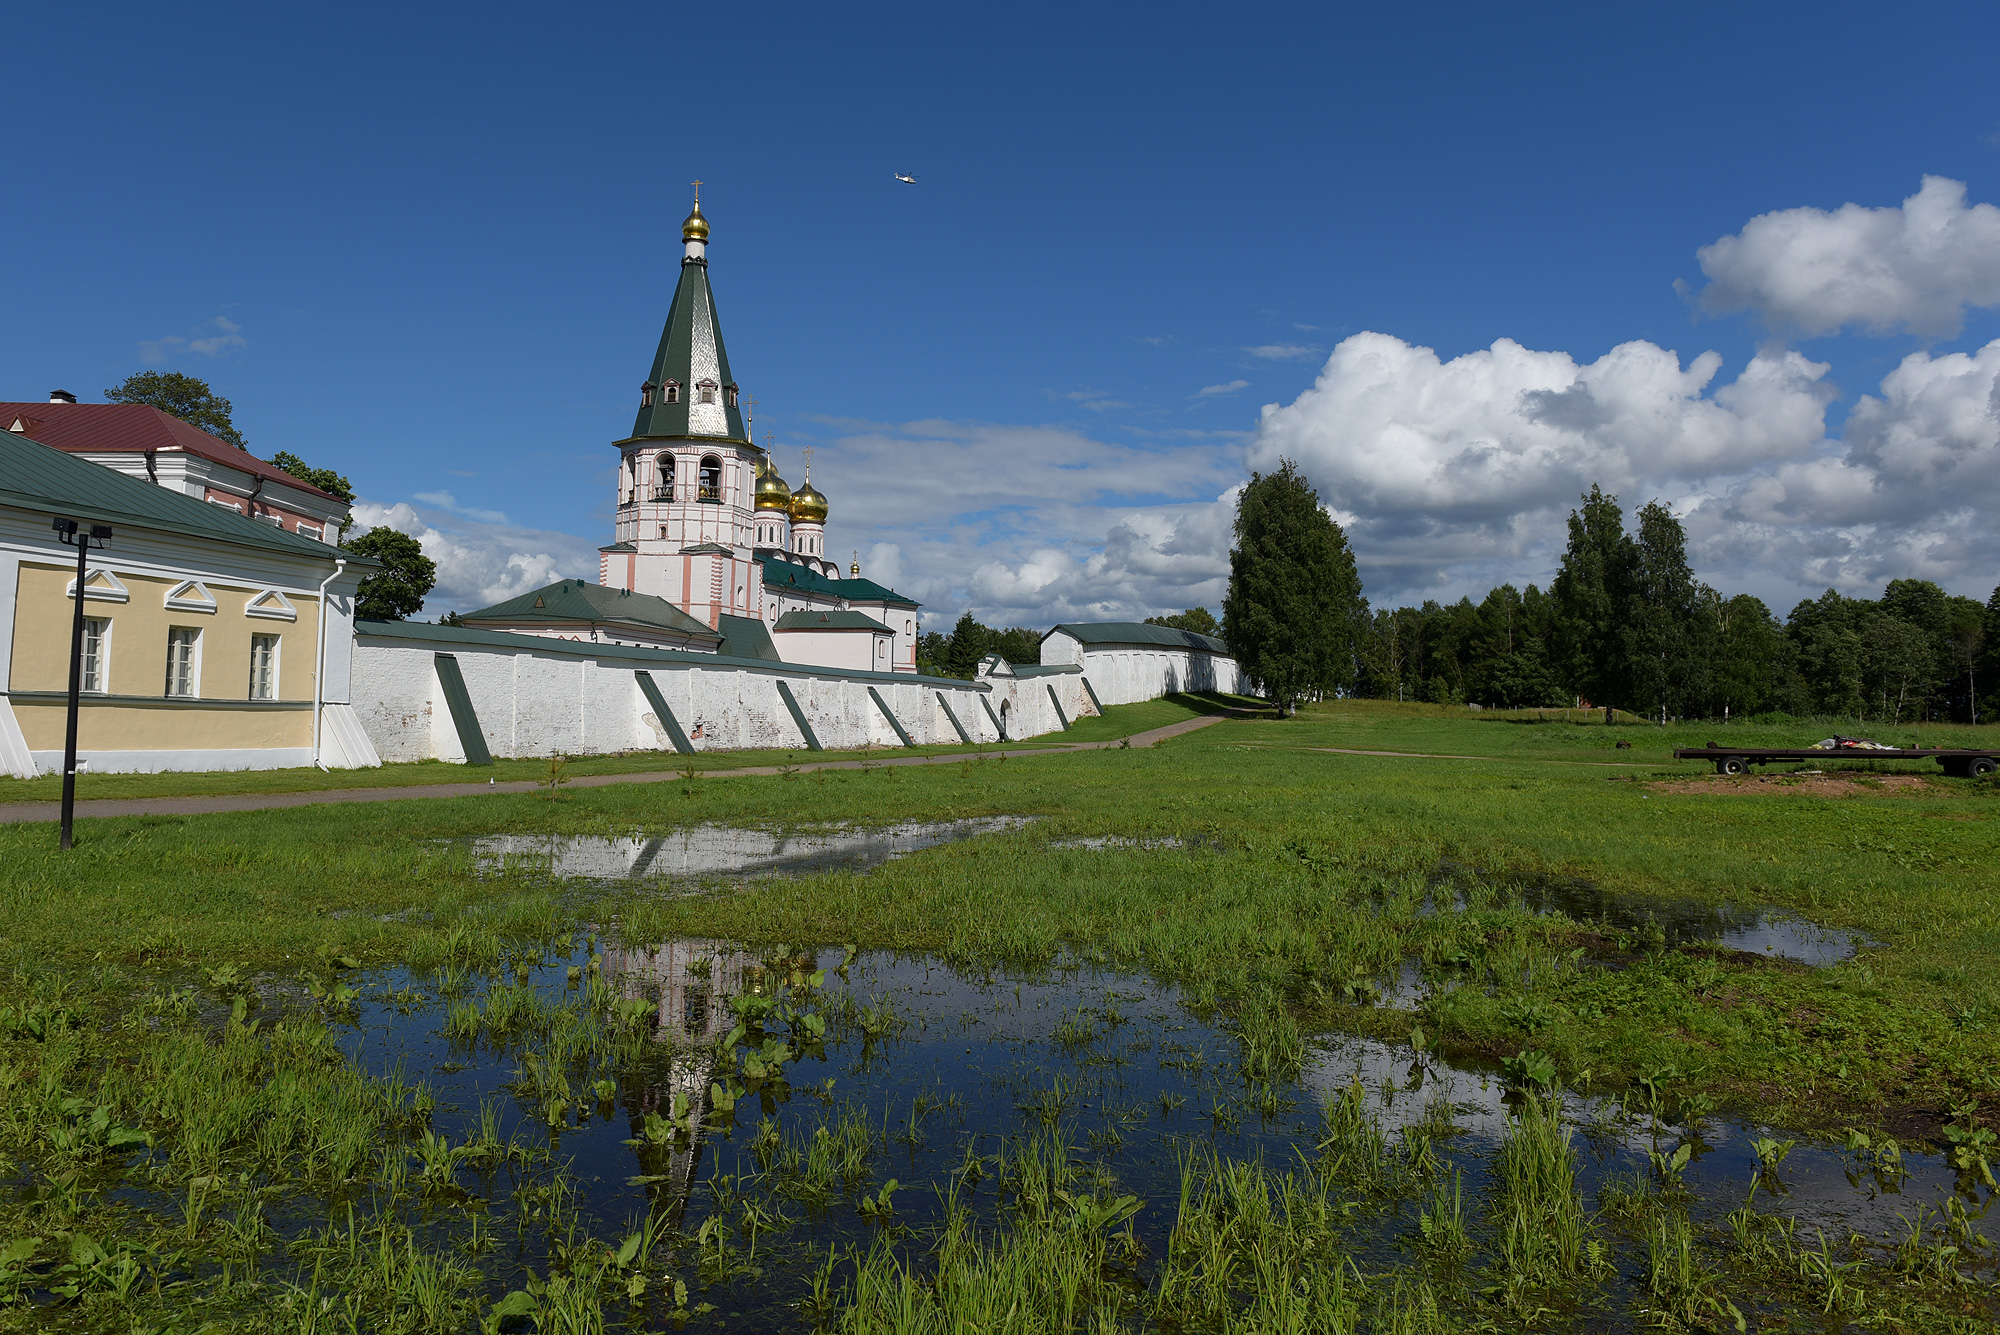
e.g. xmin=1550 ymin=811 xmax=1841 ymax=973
xmin=893 ymin=172 xmax=918 ymax=184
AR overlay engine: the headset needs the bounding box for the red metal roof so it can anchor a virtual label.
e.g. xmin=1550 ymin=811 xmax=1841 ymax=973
xmin=0 ymin=401 xmax=346 ymax=502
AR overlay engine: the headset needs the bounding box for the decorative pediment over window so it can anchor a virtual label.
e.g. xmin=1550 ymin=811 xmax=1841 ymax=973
xmin=164 ymin=580 xmax=218 ymax=613
xmin=245 ymin=589 xmax=299 ymax=621
xmin=65 ymin=568 xmax=130 ymax=603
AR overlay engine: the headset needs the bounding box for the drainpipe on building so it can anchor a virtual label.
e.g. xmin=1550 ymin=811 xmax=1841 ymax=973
xmin=312 ymin=558 xmax=347 ymax=770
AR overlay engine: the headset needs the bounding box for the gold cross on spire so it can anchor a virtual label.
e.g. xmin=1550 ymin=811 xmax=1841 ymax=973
xmin=691 ymin=179 xmax=702 ymax=204
xmin=803 ymin=445 xmax=813 ymax=479
xmin=743 ymin=394 xmax=758 ymax=434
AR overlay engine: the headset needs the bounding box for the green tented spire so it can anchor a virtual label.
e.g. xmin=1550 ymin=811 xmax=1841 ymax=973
xmin=627 ymin=193 xmax=747 ymax=441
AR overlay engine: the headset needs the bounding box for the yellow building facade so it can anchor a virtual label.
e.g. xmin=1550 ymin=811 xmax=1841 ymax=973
xmin=0 ymin=429 xmax=380 ymax=776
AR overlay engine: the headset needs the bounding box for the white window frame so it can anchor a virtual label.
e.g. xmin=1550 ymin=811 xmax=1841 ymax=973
xmin=82 ymin=617 xmax=111 ymax=693
xmin=165 ymin=627 xmax=202 ymax=698
xmin=248 ymin=632 xmax=281 ymax=700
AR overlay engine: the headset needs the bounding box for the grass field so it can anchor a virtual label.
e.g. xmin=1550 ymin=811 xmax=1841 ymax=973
xmin=0 ymin=697 xmax=1994 ymax=1330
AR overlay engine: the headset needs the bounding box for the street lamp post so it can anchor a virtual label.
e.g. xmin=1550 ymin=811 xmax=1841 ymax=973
xmin=53 ymin=518 xmax=112 ymax=850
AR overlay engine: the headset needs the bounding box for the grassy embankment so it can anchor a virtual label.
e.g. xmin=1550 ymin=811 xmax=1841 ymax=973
xmin=0 ymin=696 xmax=1996 ymax=1328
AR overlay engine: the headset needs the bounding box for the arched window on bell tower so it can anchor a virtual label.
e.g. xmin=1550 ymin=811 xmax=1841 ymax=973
xmin=640 ymin=381 xmax=655 ymax=408
xmin=652 ymin=453 xmax=674 ymax=500
xmin=699 ymin=455 xmax=722 ymax=502
xmin=663 ymin=380 xmax=681 ymax=405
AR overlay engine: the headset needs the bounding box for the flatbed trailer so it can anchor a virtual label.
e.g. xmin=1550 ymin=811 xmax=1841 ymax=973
xmin=1673 ymin=745 xmax=2000 ymax=777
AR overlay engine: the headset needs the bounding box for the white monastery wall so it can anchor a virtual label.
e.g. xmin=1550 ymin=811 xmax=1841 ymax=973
xmin=1040 ymin=632 xmax=1241 ymax=707
xmin=972 ymin=668 xmax=1099 ymax=741
xmin=349 ymin=626 xmax=1052 ymax=763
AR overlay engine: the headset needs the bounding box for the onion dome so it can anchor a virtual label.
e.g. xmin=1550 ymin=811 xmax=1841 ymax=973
xmin=754 ymin=456 xmax=792 ymax=512
xmin=789 ymin=478 xmax=828 ymax=524
xmin=682 ymin=199 xmax=709 ymax=242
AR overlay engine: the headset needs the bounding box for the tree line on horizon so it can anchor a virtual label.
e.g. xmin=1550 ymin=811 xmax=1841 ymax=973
xmin=1218 ymin=464 xmax=2000 ymax=725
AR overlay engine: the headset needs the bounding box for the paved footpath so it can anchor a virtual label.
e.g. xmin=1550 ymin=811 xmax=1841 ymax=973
xmin=0 ymin=711 xmax=1236 ymax=826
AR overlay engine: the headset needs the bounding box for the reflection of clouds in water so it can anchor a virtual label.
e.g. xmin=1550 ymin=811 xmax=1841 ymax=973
xmin=468 ymin=817 xmax=1038 ymax=885
xmin=1302 ymin=1032 xmax=1965 ymax=1242
xmin=1301 ymin=1034 xmax=1519 ymax=1143
xmin=1488 ymin=867 xmax=1874 ymax=965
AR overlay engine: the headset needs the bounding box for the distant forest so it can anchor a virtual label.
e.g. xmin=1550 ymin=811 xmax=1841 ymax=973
xmin=925 ymin=487 xmax=1996 ymax=723
xmin=1356 ymin=487 xmax=1995 ymax=725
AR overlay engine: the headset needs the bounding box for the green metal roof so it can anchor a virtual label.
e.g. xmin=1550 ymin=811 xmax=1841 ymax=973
xmin=599 ymin=540 xmax=636 ymax=553
xmin=774 ymin=609 xmax=893 ymax=633
xmin=0 ymin=428 xmax=371 ymax=566
xmin=1044 ymin=621 xmax=1230 ymax=654
xmin=756 ymin=555 xmax=920 ymax=608
xmin=624 ymin=256 xmax=747 ymax=442
xmin=459 ymin=578 xmax=719 ymax=640
xmin=1005 ymin=662 xmax=1083 ymax=678
xmin=354 ymin=617 xmax=971 ymax=687
xmin=716 ymin=613 xmax=780 ymax=661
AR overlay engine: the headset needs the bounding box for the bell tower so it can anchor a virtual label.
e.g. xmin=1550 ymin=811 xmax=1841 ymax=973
xmin=599 ymin=188 xmax=766 ymax=628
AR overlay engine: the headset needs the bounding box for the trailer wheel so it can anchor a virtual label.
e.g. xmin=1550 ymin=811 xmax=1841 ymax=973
xmin=1972 ymin=757 xmax=1998 ymax=778
xmin=1717 ymin=756 xmax=1748 ymax=776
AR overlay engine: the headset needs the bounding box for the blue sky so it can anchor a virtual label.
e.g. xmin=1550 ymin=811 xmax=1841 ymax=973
xmin=9 ymin=2 xmax=2000 ymax=623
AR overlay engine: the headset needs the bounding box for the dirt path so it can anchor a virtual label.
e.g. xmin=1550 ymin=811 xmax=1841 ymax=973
xmin=0 ymin=711 xmax=1237 ymax=827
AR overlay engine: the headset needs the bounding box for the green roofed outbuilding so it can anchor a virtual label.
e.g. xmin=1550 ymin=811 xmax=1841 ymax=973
xmin=459 ymin=578 xmax=723 ymax=652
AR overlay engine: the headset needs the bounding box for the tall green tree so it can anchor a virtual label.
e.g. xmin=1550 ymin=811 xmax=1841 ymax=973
xmin=1221 ymin=460 xmax=1367 ymax=713
xmin=1707 ymin=592 xmax=1790 ymax=717
xmin=1145 ymin=607 xmax=1221 ymax=637
xmin=1625 ymin=501 xmax=1708 ymax=722
xmin=1980 ymin=586 xmax=2000 ymax=722
xmin=1550 ymin=485 xmax=1636 ymax=715
xmin=944 ymin=612 xmax=989 ymax=679
xmin=269 ymin=451 xmax=356 ymax=537
xmin=1789 ymin=591 xmax=1866 ymax=718
xmin=104 ymin=371 xmax=247 ymax=449
xmin=1940 ymin=597 xmax=1985 ymax=723
xmin=346 ymin=527 xmax=436 ymax=621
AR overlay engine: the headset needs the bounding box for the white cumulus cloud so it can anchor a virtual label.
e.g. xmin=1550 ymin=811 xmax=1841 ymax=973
xmin=350 ymin=498 xmax=599 ymax=615
xmin=139 ymin=315 xmax=247 ymax=364
xmin=1694 ymin=175 xmax=2000 ymax=337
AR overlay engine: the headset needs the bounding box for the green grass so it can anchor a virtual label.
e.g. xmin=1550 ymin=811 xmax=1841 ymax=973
xmin=1241 ymin=697 xmax=2000 ymax=769
xmin=1011 ymin=689 xmax=1264 ymax=746
xmin=1 ymin=696 xmax=1997 ymax=1328
xmin=4 ymin=696 xmax=1998 ymax=1126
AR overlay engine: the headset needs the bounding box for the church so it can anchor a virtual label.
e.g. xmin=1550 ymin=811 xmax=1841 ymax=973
xmin=461 ymin=194 xmax=922 ymax=676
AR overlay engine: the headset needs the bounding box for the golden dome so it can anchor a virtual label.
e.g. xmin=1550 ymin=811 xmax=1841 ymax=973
xmin=754 ymin=456 xmax=792 ymax=512
xmin=682 ymin=200 xmax=709 ymax=242
xmin=789 ymin=479 xmax=828 ymax=524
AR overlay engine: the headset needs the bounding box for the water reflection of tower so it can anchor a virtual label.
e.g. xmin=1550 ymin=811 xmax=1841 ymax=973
xmin=607 ymin=938 xmax=761 ymax=1198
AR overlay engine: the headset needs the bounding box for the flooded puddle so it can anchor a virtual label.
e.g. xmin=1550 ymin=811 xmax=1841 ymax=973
xmin=465 ymin=816 xmax=1037 ymax=885
xmin=1435 ymin=862 xmax=1876 ymax=965
xmin=242 ymin=937 xmax=1992 ymax=1330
